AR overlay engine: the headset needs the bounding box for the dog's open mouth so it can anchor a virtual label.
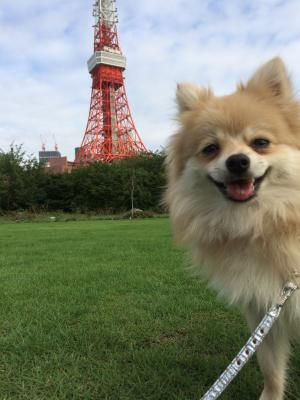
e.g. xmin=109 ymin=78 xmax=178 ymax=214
xmin=209 ymin=169 xmax=269 ymax=202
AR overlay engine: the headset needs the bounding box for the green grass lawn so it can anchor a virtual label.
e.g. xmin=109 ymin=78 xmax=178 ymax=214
xmin=0 ymin=219 xmax=299 ymax=400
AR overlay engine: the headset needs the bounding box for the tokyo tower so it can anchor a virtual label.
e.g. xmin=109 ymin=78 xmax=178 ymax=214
xmin=75 ymin=0 xmax=148 ymax=163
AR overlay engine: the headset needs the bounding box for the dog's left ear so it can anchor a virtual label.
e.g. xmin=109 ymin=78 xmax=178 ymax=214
xmin=243 ymin=57 xmax=293 ymax=100
xmin=176 ymin=83 xmax=211 ymax=113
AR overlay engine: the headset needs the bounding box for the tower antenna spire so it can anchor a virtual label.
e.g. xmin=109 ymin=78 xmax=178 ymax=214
xmin=93 ymin=0 xmax=118 ymax=26
xmin=75 ymin=0 xmax=147 ymax=163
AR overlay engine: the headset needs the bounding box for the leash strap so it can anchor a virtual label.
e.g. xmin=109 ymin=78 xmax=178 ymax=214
xmin=201 ymin=280 xmax=298 ymax=400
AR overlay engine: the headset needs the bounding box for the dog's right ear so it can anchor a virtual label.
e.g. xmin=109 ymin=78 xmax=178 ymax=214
xmin=176 ymin=83 xmax=211 ymax=113
xmin=244 ymin=57 xmax=293 ymax=100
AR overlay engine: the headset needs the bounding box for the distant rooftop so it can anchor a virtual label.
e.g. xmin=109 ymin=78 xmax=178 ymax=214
xmin=39 ymin=150 xmax=61 ymax=164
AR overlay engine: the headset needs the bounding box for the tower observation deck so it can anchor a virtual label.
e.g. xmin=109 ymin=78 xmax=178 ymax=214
xmin=75 ymin=0 xmax=148 ymax=163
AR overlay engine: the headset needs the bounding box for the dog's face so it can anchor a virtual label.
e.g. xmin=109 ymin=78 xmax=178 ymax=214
xmin=187 ymin=98 xmax=276 ymax=203
xmin=166 ymin=58 xmax=300 ymax=240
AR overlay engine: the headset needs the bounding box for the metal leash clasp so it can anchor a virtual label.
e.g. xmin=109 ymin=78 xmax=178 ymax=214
xmin=276 ymin=280 xmax=298 ymax=309
xmin=276 ymin=272 xmax=300 ymax=309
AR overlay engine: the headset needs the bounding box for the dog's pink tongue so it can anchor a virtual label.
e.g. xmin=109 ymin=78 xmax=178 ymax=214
xmin=227 ymin=179 xmax=254 ymax=201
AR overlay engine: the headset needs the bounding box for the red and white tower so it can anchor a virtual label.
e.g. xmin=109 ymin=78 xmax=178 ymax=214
xmin=76 ymin=0 xmax=147 ymax=163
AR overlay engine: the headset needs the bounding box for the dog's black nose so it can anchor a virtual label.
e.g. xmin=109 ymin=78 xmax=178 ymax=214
xmin=226 ymin=153 xmax=250 ymax=174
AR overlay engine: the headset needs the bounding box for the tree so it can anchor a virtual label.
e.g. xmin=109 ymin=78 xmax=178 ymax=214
xmin=0 ymin=146 xmax=166 ymax=213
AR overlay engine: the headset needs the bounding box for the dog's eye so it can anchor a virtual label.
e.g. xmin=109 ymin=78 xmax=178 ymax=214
xmin=251 ymin=138 xmax=270 ymax=149
xmin=202 ymin=143 xmax=219 ymax=156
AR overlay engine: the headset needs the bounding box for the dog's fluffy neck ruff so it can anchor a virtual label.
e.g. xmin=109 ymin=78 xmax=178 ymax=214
xmin=168 ymin=163 xmax=300 ymax=318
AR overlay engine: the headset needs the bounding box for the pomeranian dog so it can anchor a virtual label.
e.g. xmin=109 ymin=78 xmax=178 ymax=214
xmin=165 ymin=57 xmax=300 ymax=400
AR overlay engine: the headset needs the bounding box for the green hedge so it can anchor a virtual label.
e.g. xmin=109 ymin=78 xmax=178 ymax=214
xmin=0 ymin=146 xmax=166 ymax=213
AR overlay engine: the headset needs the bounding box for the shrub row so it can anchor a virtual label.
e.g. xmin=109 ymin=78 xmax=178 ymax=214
xmin=0 ymin=146 xmax=166 ymax=213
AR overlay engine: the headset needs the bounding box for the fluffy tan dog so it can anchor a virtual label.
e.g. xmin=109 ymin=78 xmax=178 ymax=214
xmin=165 ymin=58 xmax=300 ymax=400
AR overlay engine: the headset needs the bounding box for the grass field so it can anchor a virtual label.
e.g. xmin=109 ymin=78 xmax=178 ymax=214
xmin=0 ymin=219 xmax=299 ymax=400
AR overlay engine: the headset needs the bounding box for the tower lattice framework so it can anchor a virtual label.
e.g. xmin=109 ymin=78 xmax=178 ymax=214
xmin=76 ymin=0 xmax=147 ymax=163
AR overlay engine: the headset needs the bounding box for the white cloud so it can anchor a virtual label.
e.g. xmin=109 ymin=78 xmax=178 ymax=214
xmin=0 ymin=0 xmax=300 ymax=159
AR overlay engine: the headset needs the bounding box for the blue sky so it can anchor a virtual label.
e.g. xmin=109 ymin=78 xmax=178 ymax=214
xmin=0 ymin=0 xmax=300 ymax=160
